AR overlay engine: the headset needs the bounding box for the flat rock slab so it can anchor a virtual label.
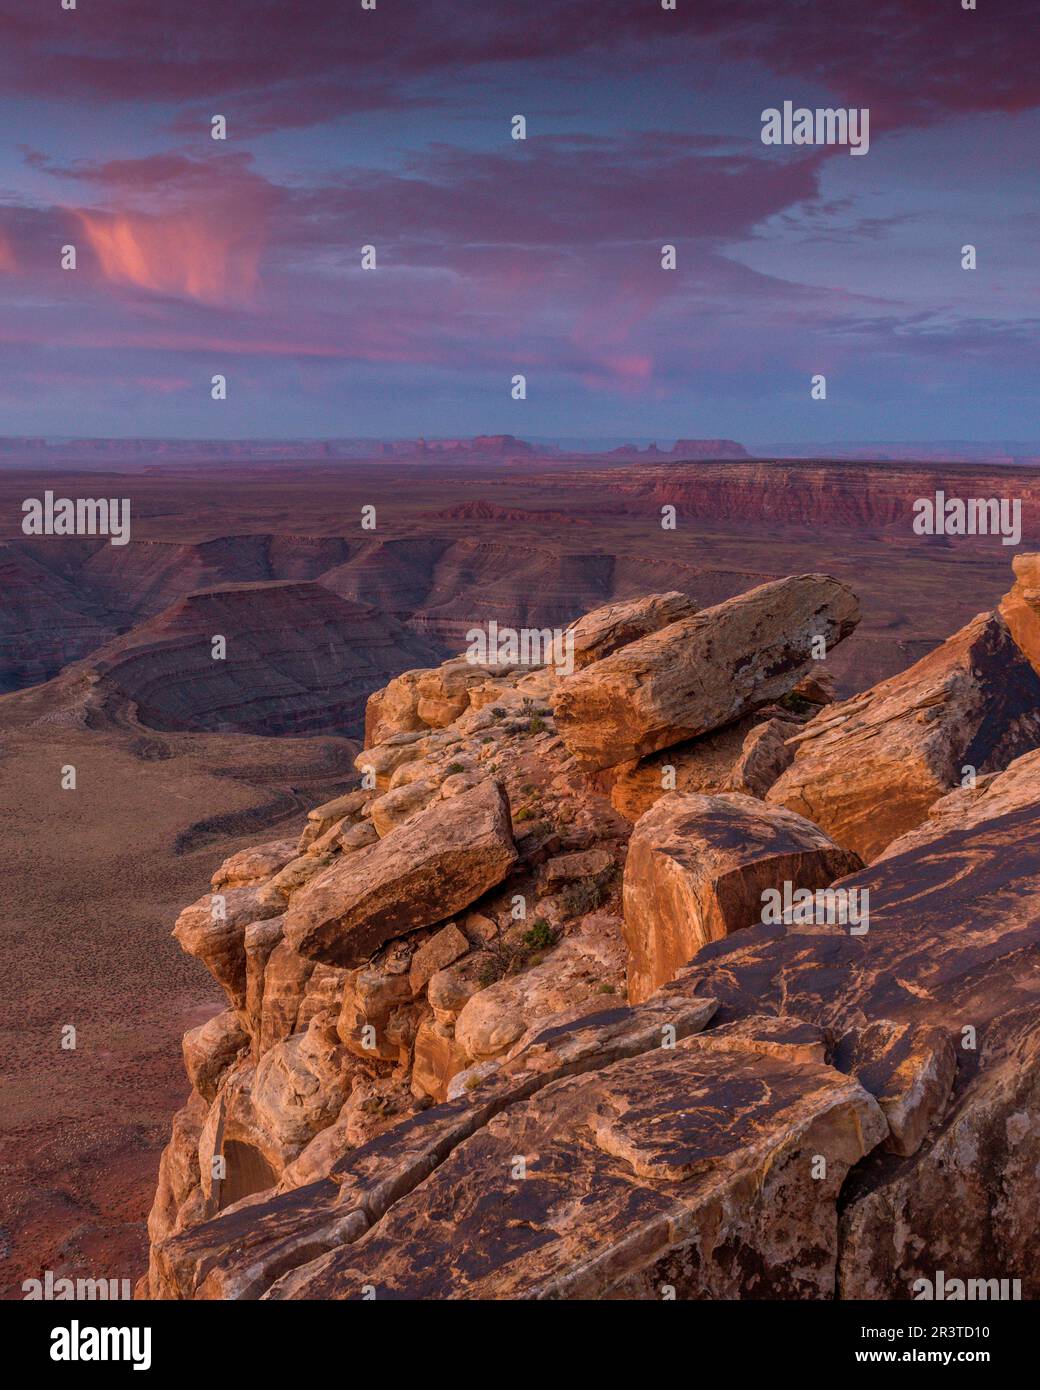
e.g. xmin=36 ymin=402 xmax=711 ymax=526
xmin=283 ymin=779 xmax=517 ymax=968
xmin=151 ymin=991 xmax=718 ymax=1299
xmin=623 ymin=791 xmax=862 ymax=1004
xmin=265 ymin=1024 xmax=884 ymax=1300
xmin=553 ymin=574 xmax=859 ymax=771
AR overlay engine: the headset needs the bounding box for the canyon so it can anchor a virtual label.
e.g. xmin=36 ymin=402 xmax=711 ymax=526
xmin=1 ymin=448 xmax=1037 ymax=1298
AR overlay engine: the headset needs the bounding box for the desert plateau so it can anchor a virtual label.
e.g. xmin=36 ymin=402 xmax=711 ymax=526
xmin=2 ymin=0 xmax=1038 ymax=1356
xmin=2 ymin=448 xmax=1039 ymax=1305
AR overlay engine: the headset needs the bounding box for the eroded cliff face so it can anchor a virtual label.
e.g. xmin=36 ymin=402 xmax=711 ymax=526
xmin=140 ymin=561 xmax=1040 ymax=1300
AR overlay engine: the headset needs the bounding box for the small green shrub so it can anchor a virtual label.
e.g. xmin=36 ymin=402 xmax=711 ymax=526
xmin=521 ymin=918 xmax=554 ymax=951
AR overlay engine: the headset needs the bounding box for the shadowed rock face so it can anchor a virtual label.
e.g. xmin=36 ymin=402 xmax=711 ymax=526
xmin=603 ymin=710 xmax=801 ymax=822
xmin=553 ymin=574 xmax=859 ymax=771
xmin=769 ymin=610 xmax=1040 ymax=861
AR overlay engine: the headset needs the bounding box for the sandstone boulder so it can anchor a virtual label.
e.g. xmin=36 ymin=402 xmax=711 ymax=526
xmin=298 ymin=789 xmax=371 ymax=849
xmin=338 ymin=820 xmax=378 ymax=852
xmin=541 ymin=847 xmax=614 ymax=888
xmin=408 ymin=923 xmax=470 ymax=995
xmin=553 ymin=574 xmax=859 ymax=770
xmin=336 ymin=962 xmax=414 ymax=1063
xmin=623 ymin=792 xmax=862 ymax=1004
xmin=368 ymin=778 xmax=440 ymax=836
xmin=998 ymin=551 xmax=1040 ymax=675
xmin=566 ymin=592 xmax=698 ymax=668
xmin=284 ymin=779 xmax=517 ymax=968
xmin=726 ymin=716 xmax=800 ymax=795
xmin=454 ymin=919 xmax=626 ymax=1062
xmin=416 ymin=660 xmax=503 ymax=727
xmin=212 ymin=839 xmax=298 ymax=890
xmin=255 ymin=939 xmax=316 ymax=1054
xmin=183 ymin=1010 xmax=249 ymax=1103
xmin=354 ymin=731 xmax=427 ymax=791
xmin=363 ymin=669 xmax=427 ymax=747
xmin=768 ymin=609 xmax=1040 ymax=860
xmin=427 ymin=966 xmax=481 ymax=1025
xmin=249 ymin=1020 xmax=355 ymax=1159
xmin=256 ymin=853 xmax=330 ymax=912
xmin=410 ymin=1019 xmax=471 ymax=1102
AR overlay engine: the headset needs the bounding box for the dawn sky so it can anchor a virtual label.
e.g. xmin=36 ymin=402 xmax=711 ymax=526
xmin=0 ymin=0 xmax=1037 ymax=442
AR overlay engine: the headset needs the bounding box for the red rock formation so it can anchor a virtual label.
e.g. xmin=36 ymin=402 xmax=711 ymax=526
xmin=139 ymin=558 xmax=1040 ymax=1301
xmin=622 ymin=792 xmax=862 ymax=1003
xmin=769 ymin=607 xmax=1040 ymax=860
xmin=553 ymin=574 xmax=859 ymax=770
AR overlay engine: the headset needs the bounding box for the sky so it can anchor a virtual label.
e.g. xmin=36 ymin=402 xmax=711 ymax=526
xmin=0 ymin=0 xmax=1037 ymax=443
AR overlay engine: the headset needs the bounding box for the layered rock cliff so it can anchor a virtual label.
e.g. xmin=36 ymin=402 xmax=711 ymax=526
xmin=140 ymin=559 xmax=1040 ymax=1300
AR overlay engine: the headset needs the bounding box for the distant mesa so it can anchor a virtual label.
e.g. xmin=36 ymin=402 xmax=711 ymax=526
xmin=75 ymin=580 xmax=440 ymax=739
xmin=0 ymin=434 xmax=550 ymax=467
xmin=608 ymin=439 xmax=749 ymax=461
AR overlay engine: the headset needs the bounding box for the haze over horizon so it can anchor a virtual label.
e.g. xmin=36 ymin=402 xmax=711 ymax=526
xmin=1 ymin=1 xmax=1037 ymax=442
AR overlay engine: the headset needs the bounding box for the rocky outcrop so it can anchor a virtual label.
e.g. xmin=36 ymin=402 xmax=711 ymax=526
xmin=142 ymin=559 xmax=1040 ymax=1302
xmin=768 ymin=609 xmax=1040 ymax=861
xmin=266 ymin=1022 xmax=885 ymax=1300
xmin=552 ymin=574 xmax=859 ymax=771
xmin=364 ymin=660 xmax=529 ymax=746
xmin=148 ymin=991 xmax=719 ymax=1300
xmin=673 ymin=744 xmax=1040 ymax=1297
xmin=622 ymin=793 xmax=862 ymax=1004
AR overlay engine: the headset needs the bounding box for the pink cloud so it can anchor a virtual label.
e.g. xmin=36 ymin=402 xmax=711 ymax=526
xmin=74 ymin=207 xmax=263 ymax=305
